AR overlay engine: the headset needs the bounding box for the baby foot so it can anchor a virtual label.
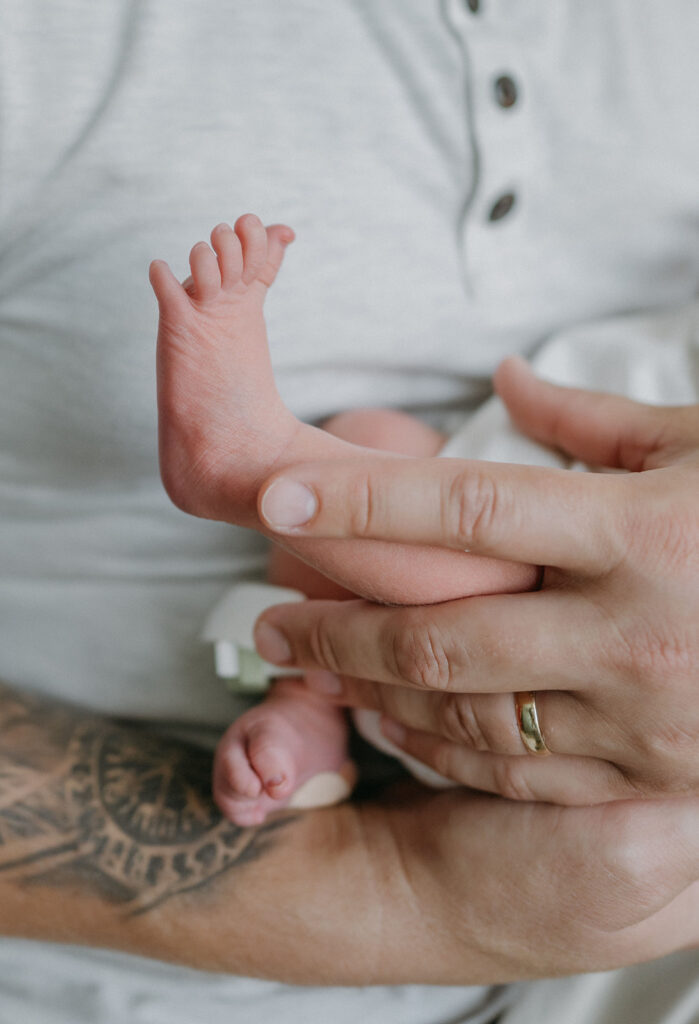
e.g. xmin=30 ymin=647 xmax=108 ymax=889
xmin=150 ymin=215 xmax=299 ymax=524
xmin=150 ymin=216 xmax=538 ymax=606
xmin=213 ymin=680 xmax=355 ymax=827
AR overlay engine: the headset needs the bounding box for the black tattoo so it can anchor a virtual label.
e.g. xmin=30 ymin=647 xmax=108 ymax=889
xmin=0 ymin=685 xmax=293 ymax=914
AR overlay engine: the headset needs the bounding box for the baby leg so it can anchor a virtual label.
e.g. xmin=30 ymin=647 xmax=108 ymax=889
xmin=151 ymin=217 xmax=538 ymax=607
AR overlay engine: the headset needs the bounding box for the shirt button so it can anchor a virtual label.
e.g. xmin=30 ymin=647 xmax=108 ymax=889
xmin=494 ymin=75 xmax=518 ymax=108
xmin=467 ymin=0 xmax=480 ymax=12
xmin=488 ymin=192 xmax=516 ymax=222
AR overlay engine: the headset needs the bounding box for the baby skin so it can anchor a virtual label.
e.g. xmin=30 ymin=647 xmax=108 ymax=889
xmin=150 ymin=215 xmax=538 ymax=825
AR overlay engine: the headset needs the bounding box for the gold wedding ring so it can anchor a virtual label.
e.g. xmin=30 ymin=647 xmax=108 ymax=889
xmin=514 ymin=691 xmax=550 ymax=756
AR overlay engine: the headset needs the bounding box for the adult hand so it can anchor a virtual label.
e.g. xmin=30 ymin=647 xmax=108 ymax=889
xmin=253 ymin=357 xmax=699 ymax=805
xmin=365 ymin=789 xmax=699 ymax=980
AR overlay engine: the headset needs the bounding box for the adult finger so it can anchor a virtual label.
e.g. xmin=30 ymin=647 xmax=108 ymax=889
xmin=494 ymin=355 xmax=699 ymax=470
xmin=258 ymin=454 xmax=623 ymax=574
xmin=304 ymin=675 xmax=606 ymax=760
xmin=254 ymin=591 xmax=609 ymax=695
xmin=376 ymin=722 xmax=635 ymax=804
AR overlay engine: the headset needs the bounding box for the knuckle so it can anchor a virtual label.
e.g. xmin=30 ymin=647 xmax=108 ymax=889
xmin=649 ymin=719 xmax=698 ymax=759
xmin=633 ymin=719 xmax=698 ymax=789
xmin=612 ymin=621 xmax=693 ymax=691
xmin=443 ymin=468 xmax=507 ymax=549
xmin=387 ymin=616 xmax=453 ymax=691
xmin=308 ymin=613 xmax=343 ymax=673
xmin=491 ymin=758 xmax=537 ymax=802
xmin=620 ymin=485 xmax=697 ymax=571
xmin=440 ymin=694 xmax=493 ymax=752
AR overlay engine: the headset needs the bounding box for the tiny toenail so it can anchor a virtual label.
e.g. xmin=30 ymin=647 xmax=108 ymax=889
xmin=260 ymin=478 xmax=317 ymax=531
xmin=254 ymin=621 xmax=293 ymax=665
xmin=304 ymin=671 xmax=343 ymax=696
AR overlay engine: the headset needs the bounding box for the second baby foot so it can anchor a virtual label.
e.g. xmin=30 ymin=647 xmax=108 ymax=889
xmin=150 ymin=215 xmax=299 ymax=524
xmin=213 ymin=679 xmax=355 ymax=827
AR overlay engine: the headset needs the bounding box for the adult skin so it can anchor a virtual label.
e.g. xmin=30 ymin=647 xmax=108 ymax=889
xmin=0 ymin=679 xmax=697 ymax=982
xmin=254 ymin=358 xmax=699 ymax=806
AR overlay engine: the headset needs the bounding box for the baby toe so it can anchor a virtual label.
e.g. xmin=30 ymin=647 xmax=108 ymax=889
xmin=257 ymin=224 xmax=295 ymax=288
xmin=235 ymin=213 xmax=268 ymax=284
xmin=149 ymin=259 xmax=189 ymax=315
xmin=211 ymin=222 xmax=243 ymax=289
xmin=189 ymin=241 xmax=222 ymax=302
xmin=247 ymin=724 xmax=297 ymax=799
xmin=222 ymin=741 xmax=263 ymax=801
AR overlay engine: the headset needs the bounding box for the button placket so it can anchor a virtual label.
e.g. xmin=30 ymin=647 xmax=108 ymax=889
xmin=478 ymin=47 xmax=525 ymax=225
xmin=455 ymin=13 xmax=545 ymax=317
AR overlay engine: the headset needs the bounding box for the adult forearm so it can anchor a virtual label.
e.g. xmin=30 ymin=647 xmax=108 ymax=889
xmin=0 ymin=680 xmax=394 ymax=982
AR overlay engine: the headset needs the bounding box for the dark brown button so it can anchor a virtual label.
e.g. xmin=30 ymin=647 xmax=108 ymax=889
xmin=467 ymin=0 xmax=480 ymax=12
xmin=488 ymin=192 xmax=516 ymax=221
xmin=494 ymin=75 xmax=517 ymax=108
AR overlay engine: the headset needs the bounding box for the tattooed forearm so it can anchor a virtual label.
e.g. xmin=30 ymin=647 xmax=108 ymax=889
xmin=0 ymin=682 xmax=292 ymax=915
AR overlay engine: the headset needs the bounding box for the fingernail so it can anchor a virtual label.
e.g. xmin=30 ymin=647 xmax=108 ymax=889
xmin=381 ymin=717 xmax=406 ymax=746
xmin=260 ymin=478 xmax=317 ymax=531
xmin=254 ymin=621 xmax=292 ymax=665
xmin=304 ymin=671 xmax=343 ymax=696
